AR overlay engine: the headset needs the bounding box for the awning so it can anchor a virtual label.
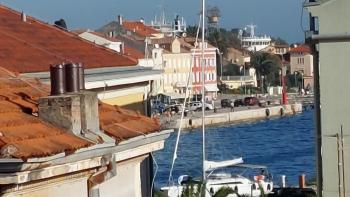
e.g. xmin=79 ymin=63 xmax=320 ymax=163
xmin=205 ymin=85 xmax=219 ymax=92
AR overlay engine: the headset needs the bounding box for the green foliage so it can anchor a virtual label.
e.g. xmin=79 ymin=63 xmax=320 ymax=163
xmin=180 ymin=181 xmax=204 ymax=197
xmin=212 ymin=187 xmax=235 ymax=197
xmin=250 ymin=52 xmax=282 ymax=90
xmin=258 ymin=183 xmax=266 ymax=197
xmin=206 ymin=28 xmax=242 ymax=56
xmin=153 ymin=189 xmax=168 ymax=197
xmin=271 ymin=37 xmax=289 ymax=45
xmin=222 ymin=64 xmax=241 ymax=76
xmin=207 ymin=29 xmax=229 ymax=55
xmin=186 ymin=25 xmax=200 ymax=38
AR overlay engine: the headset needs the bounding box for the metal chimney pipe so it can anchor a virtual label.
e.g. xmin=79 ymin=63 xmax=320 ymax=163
xmin=65 ymin=63 xmax=79 ymax=93
xmin=50 ymin=64 xmax=66 ymax=95
xmin=77 ymin=63 xmax=85 ymax=90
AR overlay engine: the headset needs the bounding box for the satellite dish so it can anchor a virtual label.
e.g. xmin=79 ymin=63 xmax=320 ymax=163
xmin=182 ymin=32 xmax=187 ymax=37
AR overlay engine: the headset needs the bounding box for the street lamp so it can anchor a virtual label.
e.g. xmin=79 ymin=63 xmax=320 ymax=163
xmin=216 ymin=49 xmax=223 ymax=80
xmin=261 ymin=75 xmax=265 ymax=94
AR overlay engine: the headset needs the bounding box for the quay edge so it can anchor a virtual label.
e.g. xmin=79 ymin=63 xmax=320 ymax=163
xmin=168 ymin=103 xmax=303 ymax=129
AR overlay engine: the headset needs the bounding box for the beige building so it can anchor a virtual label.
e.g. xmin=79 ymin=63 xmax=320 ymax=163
xmin=261 ymin=43 xmax=290 ymax=55
xmin=289 ymin=45 xmax=314 ymax=90
xmin=305 ymin=0 xmax=350 ymax=196
xmin=152 ymin=37 xmax=192 ymax=95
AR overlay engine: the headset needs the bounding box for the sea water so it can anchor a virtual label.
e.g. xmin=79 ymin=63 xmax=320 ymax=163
xmin=154 ymin=109 xmax=315 ymax=188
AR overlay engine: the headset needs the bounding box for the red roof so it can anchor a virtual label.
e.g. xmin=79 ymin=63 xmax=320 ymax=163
xmin=289 ymin=45 xmax=311 ymax=54
xmin=124 ymin=46 xmax=145 ymax=59
xmin=123 ymin=21 xmax=159 ymax=37
xmin=0 ymin=67 xmax=161 ymax=159
xmin=0 ymin=68 xmax=92 ymax=160
xmin=0 ymin=5 xmax=138 ymax=73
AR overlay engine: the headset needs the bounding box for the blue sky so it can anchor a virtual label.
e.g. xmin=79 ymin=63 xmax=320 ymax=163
xmin=1 ymin=0 xmax=308 ymax=43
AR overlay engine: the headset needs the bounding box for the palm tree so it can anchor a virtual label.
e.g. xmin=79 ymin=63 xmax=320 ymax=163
xmin=250 ymin=52 xmax=281 ymax=92
xmin=186 ymin=25 xmax=200 ymax=38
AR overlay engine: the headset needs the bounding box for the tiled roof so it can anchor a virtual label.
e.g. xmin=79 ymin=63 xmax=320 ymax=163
xmin=123 ymin=21 xmax=159 ymax=37
xmin=124 ymin=46 xmax=145 ymax=59
xmin=0 ymin=67 xmax=161 ymax=159
xmin=99 ymin=104 xmax=160 ymax=143
xmin=289 ymin=45 xmax=311 ymax=54
xmin=0 ymin=5 xmax=137 ymax=73
xmin=0 ymin=68 xmax=92 ymax=160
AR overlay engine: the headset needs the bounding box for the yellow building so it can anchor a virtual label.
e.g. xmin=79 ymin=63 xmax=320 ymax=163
xmin=152 ymin=37 xmax=193 ymax=96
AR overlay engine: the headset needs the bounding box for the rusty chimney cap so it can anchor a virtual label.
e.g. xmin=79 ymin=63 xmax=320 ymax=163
xmin=50 ymin=64 xmax=65 ymax=69
xmin=65 ymin=63 xmax=78 ymax=68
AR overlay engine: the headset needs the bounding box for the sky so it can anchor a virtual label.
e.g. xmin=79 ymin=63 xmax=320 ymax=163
xmin=1 ymin=0 xmax=309 ymax=43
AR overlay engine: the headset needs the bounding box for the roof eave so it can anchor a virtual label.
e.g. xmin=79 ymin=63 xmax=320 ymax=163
xmin=0 ymin=129 xmax=172 ymax=184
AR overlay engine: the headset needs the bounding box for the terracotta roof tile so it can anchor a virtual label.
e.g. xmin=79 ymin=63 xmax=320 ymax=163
xmin=0 ymin=67 xmax=161 ymax=159
xmin=289 ymin=45 xmax=311 ymax=54
xmin=0 ymin=5 xmax=137 ymax=73
xmin=0 ymin=70 xmax=92 ymax=160
xmin=99 ymin=103 xmax=160 ymax=143
xmin=123 ymin=21 xmax=159 ymax=37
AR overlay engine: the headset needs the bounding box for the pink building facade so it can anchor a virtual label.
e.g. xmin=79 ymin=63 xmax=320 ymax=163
xmin=191 ymin=43 xmax=218 ymax=101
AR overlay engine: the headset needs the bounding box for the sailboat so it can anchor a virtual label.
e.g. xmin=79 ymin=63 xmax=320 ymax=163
xmin=161 ymin=0 xmax=273 ymax=196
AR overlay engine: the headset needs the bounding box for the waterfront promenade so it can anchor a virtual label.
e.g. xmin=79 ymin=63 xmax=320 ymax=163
xmin=161 ymin=103 xmax=303 ymax=129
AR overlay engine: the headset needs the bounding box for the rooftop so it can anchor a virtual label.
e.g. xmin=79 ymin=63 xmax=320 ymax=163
xmin=0 ymin=5 xmax=138 ymax=73
xmin=0 ymin=67 xmax=161 ymax=160
xmin=123 ymin=21 xmax=160 ymax=37
xmin=289 ymin=45 xmax=311 ymax=54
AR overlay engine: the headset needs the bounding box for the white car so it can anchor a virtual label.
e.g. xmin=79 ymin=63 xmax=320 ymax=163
xmin=189 ymin=102 xmax=214 ymax=111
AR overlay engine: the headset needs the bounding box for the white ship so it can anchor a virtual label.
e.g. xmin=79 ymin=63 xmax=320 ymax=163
xmin=240 ymin=24 xmax=271 ymax=52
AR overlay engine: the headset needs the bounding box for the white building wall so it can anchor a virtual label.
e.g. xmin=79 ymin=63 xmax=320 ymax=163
xmin=78 ymin=32 xmax=123 ymax=52
xmin=3 ymin=176 xmax=89 ymax=197
xmin=308 ymin=0 xmax=350 ymax=196
xmin=99 ymin=157 xmax=145 ymax=197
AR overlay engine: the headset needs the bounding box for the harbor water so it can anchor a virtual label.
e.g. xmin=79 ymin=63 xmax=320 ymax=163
xmin=154 ymin=109 xmax=315 ymax=188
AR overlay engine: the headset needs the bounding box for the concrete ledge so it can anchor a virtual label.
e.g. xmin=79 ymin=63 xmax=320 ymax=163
xmin=172 ymin=103 xmax=303 ymax=129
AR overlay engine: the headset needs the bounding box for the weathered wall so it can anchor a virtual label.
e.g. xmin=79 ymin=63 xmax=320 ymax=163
xmin=308 ymin=0 xmax=350 ymax=196
xmin=98 ymin=155 xmax=150 ymax=197
xmin=2 ymin=175 xmax=89 ymax=197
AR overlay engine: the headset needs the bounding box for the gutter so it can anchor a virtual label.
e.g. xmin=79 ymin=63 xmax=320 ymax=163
xmin=0 ymin=129 xmax=172 ymax=184
xmin=308 ymin=33 xmax=350 ymax=43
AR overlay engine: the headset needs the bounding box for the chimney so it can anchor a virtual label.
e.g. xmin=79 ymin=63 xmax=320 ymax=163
xmin=118 ymin=15 xmax=123 ymax=25
xmin=21 ymin=12 xmax=26 ymax=22
xmin=39 ymin=63 xmax=100 ymax=138
xmin=119 ymin=43 xmax=125 ymax=54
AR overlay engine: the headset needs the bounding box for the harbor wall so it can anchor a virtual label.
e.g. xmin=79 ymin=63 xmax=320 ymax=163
xmin=173 ymin=103 xmax=303 ymax=129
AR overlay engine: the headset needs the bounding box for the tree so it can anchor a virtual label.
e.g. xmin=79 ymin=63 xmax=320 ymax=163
xmin=186 ymin=25 xmax=200 ymax=38
xmin=207 ymin=28 xmax=228 ymax=55
xmin=271 ymin=37 xmax=289 ymax=45
xmin=250 ymin=52 xmax=282 ymax=91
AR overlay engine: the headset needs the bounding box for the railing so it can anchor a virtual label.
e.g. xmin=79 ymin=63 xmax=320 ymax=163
xmin=220 ymin=76 xmax=254 ymax=81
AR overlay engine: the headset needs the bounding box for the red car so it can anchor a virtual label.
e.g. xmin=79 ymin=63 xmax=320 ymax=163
xmin=244 ymin=97 xmax=259 ymax=106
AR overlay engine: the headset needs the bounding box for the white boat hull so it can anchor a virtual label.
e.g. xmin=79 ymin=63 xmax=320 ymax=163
xmin=161 ymin=177 xmax=273 ymax=197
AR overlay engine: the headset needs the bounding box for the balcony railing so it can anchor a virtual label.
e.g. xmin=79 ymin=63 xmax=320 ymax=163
xmin=220 ymin=76 xmax=254 ymax=81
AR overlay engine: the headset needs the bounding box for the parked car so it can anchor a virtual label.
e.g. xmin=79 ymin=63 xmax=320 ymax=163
xmin=165 ymin=104 xmax=187 ymax=114
xmin=244 ymin=97 xmax=259 ymax=106
xmin=221 ymin=99 xmax=234 ymax=108
xmin=234 ymin=99 xmax=245 ymax=107
xmin=189 ymin=102 xmax=214 ymax=111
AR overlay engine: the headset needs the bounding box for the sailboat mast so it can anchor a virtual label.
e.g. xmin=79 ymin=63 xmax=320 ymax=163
xmin=201 ymin=0 xmax=206 ymax=182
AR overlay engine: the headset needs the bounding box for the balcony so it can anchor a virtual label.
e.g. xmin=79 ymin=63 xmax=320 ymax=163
xmin=220 ymin=76 xmax=254 ymax=82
